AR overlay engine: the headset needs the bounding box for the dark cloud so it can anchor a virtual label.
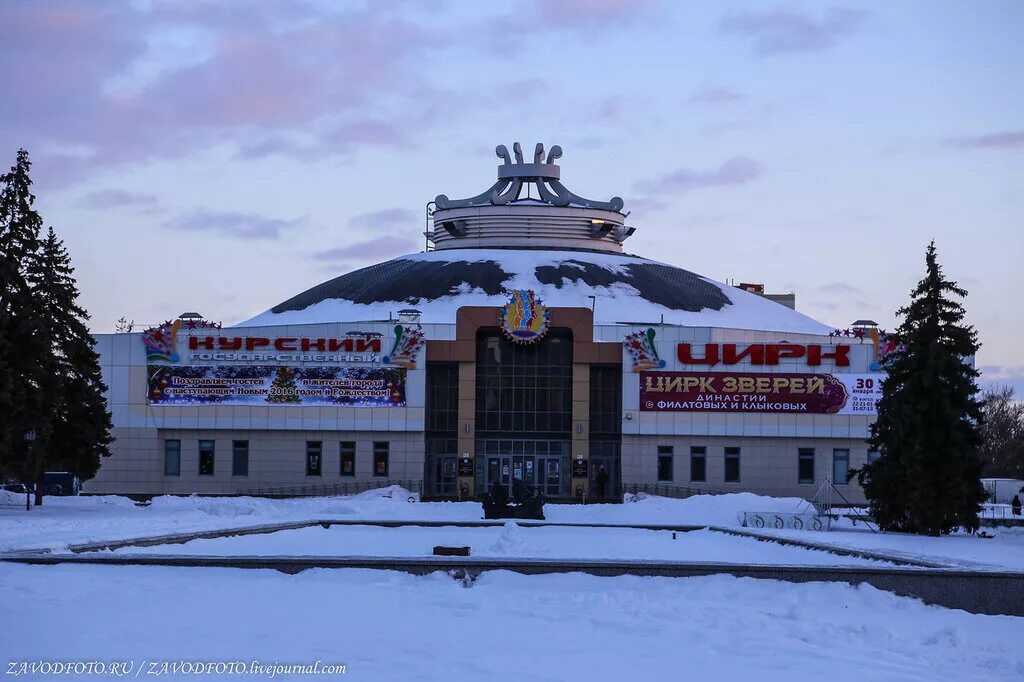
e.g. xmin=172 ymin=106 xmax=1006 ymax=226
xmin=721 ymin=6 xmax=868 ymax=55
xmin=78 ymin=189 xmax=160 ymax=211
xmin=689 ymin=84 xmax=744 ymax=105
xmin=348 ymin=208 xmax=419 ymax=229
xmin=165 ymin=210 xmax=304 ymax=240
xmin=946 ymin=130 xmax=1024 ymax=150
xmin=635 ymin=157 xmax=761 ymax=194
xmin=314 ymin=235 xmax=420 ymax=262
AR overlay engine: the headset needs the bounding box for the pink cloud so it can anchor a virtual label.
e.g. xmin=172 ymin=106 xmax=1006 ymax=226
xmin=315 ymin=235 xmax=420 ymax=263
xmin=532 ymin=0 xmax=656 ymax=26
xmin=635 ymin=157 xmax=762 ymax=194
xmin=165 ymin=210 xmax=305 ymax=240
xmin=947 ymin=130 xmax=1024 ymax=150
xmin=0 ymin=3 xmax=442 ymax=185
xmin=689 ymin=84 xmax=745 ymax=106
xmin=721 ymin=6 xmax=869 ymax=55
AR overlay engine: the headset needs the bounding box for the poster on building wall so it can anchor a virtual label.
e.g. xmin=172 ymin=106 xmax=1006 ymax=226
xmin=146 ymin=364 xmax=407 ymax=407
xmin=639 ymin=372 xmax=883 ymax=415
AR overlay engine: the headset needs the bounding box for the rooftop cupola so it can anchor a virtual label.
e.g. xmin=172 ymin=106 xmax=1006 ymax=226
xmin=430 ymin=143 xmax=635 ymax=253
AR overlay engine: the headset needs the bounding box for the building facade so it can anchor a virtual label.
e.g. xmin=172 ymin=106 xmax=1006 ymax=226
xmin=89 ymin=143 xmax=887 ymax=502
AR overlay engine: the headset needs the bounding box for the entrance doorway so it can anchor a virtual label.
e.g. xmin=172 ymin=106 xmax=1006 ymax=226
xmin=477 ymin=439 xmax=569 ymax=498
xmin=588 ymin=441 xmax=621 ymax=502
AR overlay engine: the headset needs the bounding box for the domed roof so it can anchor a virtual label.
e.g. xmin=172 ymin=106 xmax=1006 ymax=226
xmin=240 ymin=248 xmax=832 ymax=335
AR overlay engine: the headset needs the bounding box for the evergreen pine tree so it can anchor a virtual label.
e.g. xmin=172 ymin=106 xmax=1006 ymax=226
xmin=0 ymin=149 xmax=49 ymax=491
xmin=34 ymin=227 xmax=113 ymax=492
xmin=854 ymin=242 xmax=985 ymax=535
xmin=0 ymin=316 xmax=13 ymax=477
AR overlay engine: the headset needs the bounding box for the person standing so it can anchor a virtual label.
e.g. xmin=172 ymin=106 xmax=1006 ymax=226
xmin=595 ymin=466 xmax=609 ymax=500
xmin=1012 ymin=493 xmax=1022 ymax=517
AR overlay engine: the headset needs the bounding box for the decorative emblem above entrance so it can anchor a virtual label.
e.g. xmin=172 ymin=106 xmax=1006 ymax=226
xmin=383 ymin=323 xmax=426 ymax=369
xmin=500 ymin=290 xmax=551 ymax=344
xmin=625 ymin=328 xmax=665 ymax=372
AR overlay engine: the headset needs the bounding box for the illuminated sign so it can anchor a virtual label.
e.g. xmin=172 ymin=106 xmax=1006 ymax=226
xmin=677 ymin=343 xmax=851 ymax=367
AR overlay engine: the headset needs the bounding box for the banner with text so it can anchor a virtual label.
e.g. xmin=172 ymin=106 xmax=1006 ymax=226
xmin=640 ymin=372 xmax=882 ymax=415
xmin=147 ymin=365 xmax=407 ymax=407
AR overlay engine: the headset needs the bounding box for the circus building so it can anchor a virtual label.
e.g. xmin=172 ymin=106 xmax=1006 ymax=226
xmin=90 ymin=143 xmax=889 ymax=502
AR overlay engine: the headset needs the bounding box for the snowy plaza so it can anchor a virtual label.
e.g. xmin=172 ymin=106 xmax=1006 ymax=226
xmin=3 ymin=489 xmax=1023 ymax=681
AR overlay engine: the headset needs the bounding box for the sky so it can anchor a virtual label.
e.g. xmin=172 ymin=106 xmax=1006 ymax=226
xmin=1 ymin=0 xmax=1022 ymax=393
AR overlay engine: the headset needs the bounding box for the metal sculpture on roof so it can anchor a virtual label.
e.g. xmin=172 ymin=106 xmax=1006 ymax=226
xmin=434 ymin=142 xmax=624 ymax=212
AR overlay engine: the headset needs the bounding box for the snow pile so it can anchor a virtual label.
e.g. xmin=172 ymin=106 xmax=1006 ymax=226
xmin=348 ymin=485 xmax=420 ymax=505
xmin=545 ymin=492 xmax=814 ymax=527
xmin=0 ymin=489 xmax=26 ymax=507
xmin=146 ymin=494 xmax=271 ymax=517
xmin=488 ymin=521 xmax=527 ymax=555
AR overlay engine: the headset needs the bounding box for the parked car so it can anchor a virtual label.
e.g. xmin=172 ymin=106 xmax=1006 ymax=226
xmin=42 ymin=472 xmax=80 ymax=496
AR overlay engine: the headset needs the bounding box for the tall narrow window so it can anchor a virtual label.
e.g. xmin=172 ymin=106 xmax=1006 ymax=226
xmin=198 ymin=440 xmax=215 ymax=476
xmin=833 ymin=448 xmax=850 ymax=484
xmin=798 ymin=448 xmax=815 ymax=484
xmin=164 ymin=440 xmax=181 ymax=476
xmin=373 ymin=442 xmax=389 ymax=477
xmin=724 ymin=447 xmax=741 ymax=483
xmin=232 ymin=440 xmax=249 ymax=476
xmin=689 ymin=446 xmax=706 ymax=483
xmin=340 ymin=442 xmax=356 ymax=477
xmin=657 ymin=446 xmax=673 ymax=482
xmin=306 ymin=441 xmax=323 ymax=477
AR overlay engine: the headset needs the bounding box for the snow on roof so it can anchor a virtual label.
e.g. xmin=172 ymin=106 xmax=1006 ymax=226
xmin=239 ymin=248 xmax=833 ymax=335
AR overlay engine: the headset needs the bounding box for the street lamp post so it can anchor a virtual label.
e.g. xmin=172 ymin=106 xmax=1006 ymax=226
xmin=23 ymin=431 xmax=35 ymax=511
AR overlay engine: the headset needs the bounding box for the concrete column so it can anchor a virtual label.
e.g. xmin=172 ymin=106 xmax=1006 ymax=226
xmin=456 ymin=361 xmax=476 ymax=497
xmin=571 ymin=362 xmax=590 ymax=499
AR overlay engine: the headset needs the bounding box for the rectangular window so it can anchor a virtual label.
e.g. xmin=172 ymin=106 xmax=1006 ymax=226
xmin=689 ymin=446 xmax=706 ymax=483
xmin=164 ymin=440 xmax=181 ymax=476
xmin=232 ymin=440 xmax=249 ymax=477
xmin=657 ymin=446 xmax=673 ymax=482
xmin=833 ymin=448 xmax=850 ymax=484
xmin=867 ymin=448 xmax=881 ymax=464
xmin=306 ymin=441 xmax=323 ymax=477
xmin=198 ymin=440 xmax=215 ymax=476
xmin=340 ymin=442 xmax=356 ymax=477
xmin=798 ymin=448 xmax=815 ymax=484
xmin=373 ymin=442 xmax=389 ymax=477
xmin=724 ymin=447 xmax=741 ymax=483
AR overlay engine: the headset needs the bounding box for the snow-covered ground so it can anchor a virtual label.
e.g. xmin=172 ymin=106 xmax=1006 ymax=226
xmin=3 ymin=490 xmax=1023 ymax=680
xmin=3 ymin=490 xmax=1023 ymax=571
xmin=1 ymin=563 xmax=1021 ymax=681
xmin=758 ymin=524 xmax=1024 ymax=570
xmin=0 ymin=489 xmax=807 ymax=554
xmin=100 ymin=522 xmax=888 ymax=566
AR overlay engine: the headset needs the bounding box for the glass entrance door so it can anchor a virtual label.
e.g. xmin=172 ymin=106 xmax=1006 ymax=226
xmin=432 ymin=456 xmax=457 ymax=497
xmin=536 ymin=456 xmax=562 ymax=498
xmin=486 ymin=455 xmax=512 ymax=494
xmin=478 ymin=439 xmax=570 ymax=499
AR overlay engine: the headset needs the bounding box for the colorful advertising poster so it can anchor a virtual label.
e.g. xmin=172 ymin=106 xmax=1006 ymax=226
xmin=147 ymin=365 xmax=407 ymax=407
xmin=640 ymin=372 xmax=883 ymax=415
